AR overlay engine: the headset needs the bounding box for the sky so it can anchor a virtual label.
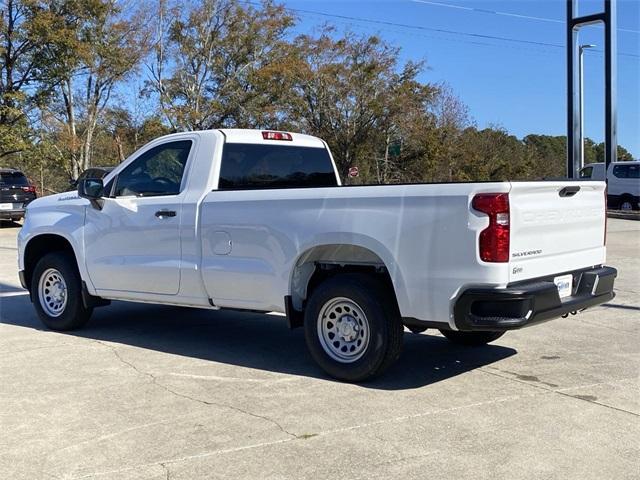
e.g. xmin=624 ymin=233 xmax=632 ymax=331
xmin=281 ymin=0 xmax=640 ymax=158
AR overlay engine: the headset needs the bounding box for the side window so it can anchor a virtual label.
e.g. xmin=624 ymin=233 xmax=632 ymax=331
xmin=579 ymin=167 xmax=593 ymax=179
xmin=625 ymin=164 xmax=639 ymax=179
xmin=113 ymin=141 xmax=192 ymax=197
xmin=612 ymin=165 xmax=629 ymax=179
xmin=218 ymin=144 xmax=338 ymax=190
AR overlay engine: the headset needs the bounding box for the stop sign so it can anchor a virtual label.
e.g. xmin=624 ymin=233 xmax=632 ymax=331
xmin=348 ymin=166 xmax=359 ymax=178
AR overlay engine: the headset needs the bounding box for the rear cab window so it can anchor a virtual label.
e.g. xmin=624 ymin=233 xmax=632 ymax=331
xmin=218 ymin=143 xmax=338 ymax=190
xmin=0 ymin=171 xmax=29 ymax=186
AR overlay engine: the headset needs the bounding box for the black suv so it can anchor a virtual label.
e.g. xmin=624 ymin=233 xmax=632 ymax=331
xmin=0 ymin=169 xmax=37 ymax=222
xmin=68 ymin=166 xmax=115 ymax=190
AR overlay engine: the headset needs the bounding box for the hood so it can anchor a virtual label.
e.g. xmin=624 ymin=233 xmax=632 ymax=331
xmin=27 ymin=191 xmax=88 ymax=209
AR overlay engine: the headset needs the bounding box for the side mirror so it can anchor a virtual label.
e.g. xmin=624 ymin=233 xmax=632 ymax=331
xmin=78 ymin=178 xmax=103 ymax=199
xmin=78 ymin=178 xmax=104 ymax=209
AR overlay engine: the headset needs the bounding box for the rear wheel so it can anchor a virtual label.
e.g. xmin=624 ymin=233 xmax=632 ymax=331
xmin=31 ymin=252 xmax=93 ymax=330
xmin=304 ymin=273 xmax=403 ymax=382
xmin=619 ymin=195 xmax=637 ymax=211
xmin=439 ymin=330 xmax=505 ymax=346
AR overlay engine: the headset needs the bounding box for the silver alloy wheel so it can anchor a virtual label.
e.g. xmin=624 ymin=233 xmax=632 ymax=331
xmin=620 ymin=200 xmax=633 ymax=211
xmin=38 ymin=268 xmax=68 ymax=317
xmin=317 ymin=297 xmax=370 ymax=363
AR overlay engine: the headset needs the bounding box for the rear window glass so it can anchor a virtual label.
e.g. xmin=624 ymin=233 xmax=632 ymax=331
xmin=218 ymin=144 xmax=338 ymax=190
xmin=613 ymin=164 xmax=639 ymax=179
xmin=0 ymin=172 xmax=29 ymax=186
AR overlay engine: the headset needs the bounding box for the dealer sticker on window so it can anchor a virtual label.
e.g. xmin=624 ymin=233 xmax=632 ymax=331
xmin=554 ymin=274 xmax=573 ymax=299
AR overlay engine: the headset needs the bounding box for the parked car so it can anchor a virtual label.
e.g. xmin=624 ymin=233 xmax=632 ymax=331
xmin=579 ymin=161 xmax=640 ymax=211
xmin=0 ymin=168 xmax=37 ymax=222
xmin=68 ymin=167 xmax=115 ymax=190
xmin=18 ymin=129 xmax=617 ymax=382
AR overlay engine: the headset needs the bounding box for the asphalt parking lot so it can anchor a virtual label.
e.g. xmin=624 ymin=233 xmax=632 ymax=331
xmin=1 ymin=219 xmax=638 ymax=480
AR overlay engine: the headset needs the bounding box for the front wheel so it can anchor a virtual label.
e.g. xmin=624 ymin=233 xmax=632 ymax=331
xmin=304 ymin=273 xmax=403 ymax=382
xmin=439 ymin=330 xmax=505 ymax=346
xmin=31 ymin=252 xmax=93 ymax=330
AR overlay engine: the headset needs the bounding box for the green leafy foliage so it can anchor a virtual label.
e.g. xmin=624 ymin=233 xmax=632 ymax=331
xmin=0 ymin=0 xmax=635 ymax=194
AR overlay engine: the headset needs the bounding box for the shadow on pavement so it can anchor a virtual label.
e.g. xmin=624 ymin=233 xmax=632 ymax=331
xmin=0 ymin=290 xmax=516 ymax=390
xmin=0 ymin=220 xmax=22 ymax=229
xmin=602 ymin=303 xmax=640 ymax=311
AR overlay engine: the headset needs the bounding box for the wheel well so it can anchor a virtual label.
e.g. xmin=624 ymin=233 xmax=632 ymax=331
xmin=290 ymin=244 xmax=398 ymax=313
xmin=23 ymin=235 xmax=75 ymax=289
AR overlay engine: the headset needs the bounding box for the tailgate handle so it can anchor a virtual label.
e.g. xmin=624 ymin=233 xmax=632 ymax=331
xmin=559 ymin=186 xmax=580 ymax=197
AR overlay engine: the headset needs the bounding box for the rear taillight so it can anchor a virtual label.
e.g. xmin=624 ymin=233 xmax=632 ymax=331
xmin=472 ymin=193 xmax=510 ymax=263
xmin=262 ymin=131 xmax=292 ymax=141
xmin=22 ymin=185 xmax=36 ymax=193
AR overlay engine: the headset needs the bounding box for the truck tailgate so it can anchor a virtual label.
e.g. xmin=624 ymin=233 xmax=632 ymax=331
xmin=508 ymin=181 xmax=606 ymax=283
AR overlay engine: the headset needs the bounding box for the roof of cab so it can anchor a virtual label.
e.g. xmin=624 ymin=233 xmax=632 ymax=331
xmin=219 ymin=129 xmax=326 ymax=148
xmin=585 ymin=160 xmax=640 ymax=165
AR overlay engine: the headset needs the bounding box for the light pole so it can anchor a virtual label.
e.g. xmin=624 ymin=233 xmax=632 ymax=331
xmin=579 ymin=43 xmax=596 ymax=170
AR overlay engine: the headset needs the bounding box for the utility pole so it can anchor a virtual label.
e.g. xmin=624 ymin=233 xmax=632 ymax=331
xmin=567 ymin=0 xmax=617 ymax=178
xmin=579 ymin=43 xmax=596 ymax=170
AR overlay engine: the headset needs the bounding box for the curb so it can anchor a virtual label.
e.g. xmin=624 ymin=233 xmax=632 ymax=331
xmin=607 ymin=211 xmax=640 ymax=221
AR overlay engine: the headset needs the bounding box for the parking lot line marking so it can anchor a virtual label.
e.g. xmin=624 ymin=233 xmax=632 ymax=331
xmin=167 ymin=373 xmax=299 ymax=383
xmin=69 ymin=390 xmax=551 ymax=479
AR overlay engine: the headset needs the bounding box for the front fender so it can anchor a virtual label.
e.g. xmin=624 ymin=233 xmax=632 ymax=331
xmin=19 ymin=195 xmax=94 ymax=293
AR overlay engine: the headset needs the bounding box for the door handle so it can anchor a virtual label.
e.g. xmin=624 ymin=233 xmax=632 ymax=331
xmin=155 ymin=210 xmax=176 ymax=218
xmin=559 ymin=186 xmax=581 ymax=197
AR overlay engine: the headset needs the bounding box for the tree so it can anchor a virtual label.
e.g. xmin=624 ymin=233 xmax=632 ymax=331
xmin=522 ymin=134 xmax=566 ymax=178
xmin=284 ymin=31 xmax=436 ymax=181
xmin=146 ymin=0 xmax=295 ymax=130
xmin=94 ymin=107 xmax=170 ymax=163
xmin=0 ymin=0 xmax=44 ymax=158
xmin=34 ymin=0 xmax=150 ymax=178
xmin=2 ymin=0 xmax=638 ymax=193
xmin=453 ymin=127 xmax=532 ymax=181
xmin=591 ymin=141 xmax=634 ymax=163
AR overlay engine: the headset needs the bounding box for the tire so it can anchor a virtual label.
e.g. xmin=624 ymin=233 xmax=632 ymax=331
xmin=31 ymin=252 xmax=93 ymax=331
xmin=303 ymin=273 xmax=403 ymax=382
xmin=439 ymin=329 xmax=505 ymax=346
xmin=619 ymin=195 xmax=637 ymax=211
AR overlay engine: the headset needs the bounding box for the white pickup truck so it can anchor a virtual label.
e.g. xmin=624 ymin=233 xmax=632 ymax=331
xmin=18 ymin=129 xmax=617 ymax=381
